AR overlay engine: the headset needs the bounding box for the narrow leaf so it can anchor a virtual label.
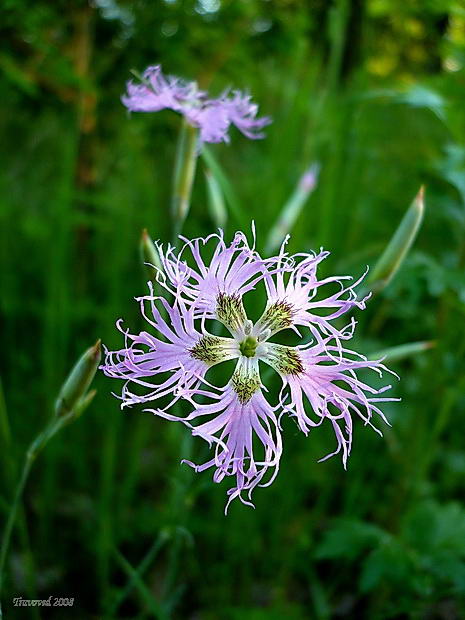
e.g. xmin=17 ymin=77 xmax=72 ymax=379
xmin=171 ymin=119 xmax=199 ymax=240
xmin=368 ymin=186 xmax=424 ymax=290
xmin=113 ymin=549 xmax=168 ymax=620
xmin=201 ymin=145 xmax=246 ymax=226
xmin=205 ymin=168 xmax=228 ymax=228
xmin=370 ymin=340 xmax=435 ymax=363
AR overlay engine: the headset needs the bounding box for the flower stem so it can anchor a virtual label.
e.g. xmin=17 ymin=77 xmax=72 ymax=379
xmin=0 ymin=412 xmax=84 ymax=611
xmin=108 ymin=533 xmax=166 ymax=616
xmin=0 ymin=451 xmax=34 ymax=601
xmin=0 ymin=416 xmax=64 ymax=607
xmin=171 ymin=119 xmax=199 ymax=242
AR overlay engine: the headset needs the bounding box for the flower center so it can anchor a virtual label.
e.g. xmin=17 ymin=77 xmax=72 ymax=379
xmin=239 ymin=335 xmax=258 ymax=358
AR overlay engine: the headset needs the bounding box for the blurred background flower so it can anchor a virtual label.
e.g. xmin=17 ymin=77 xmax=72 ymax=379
xmin=122 ymin=64 xmax=270 ymax=143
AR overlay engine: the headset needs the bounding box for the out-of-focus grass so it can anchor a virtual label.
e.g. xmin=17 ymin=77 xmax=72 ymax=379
xmin=1 ymin=1 xmax=465 ymax=618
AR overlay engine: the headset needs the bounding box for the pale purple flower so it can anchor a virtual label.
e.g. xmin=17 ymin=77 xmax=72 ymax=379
xmin=102 ymin=229 xmax=398 ymax=511
xmin=122 ymin=65 xmax=271 ymax=143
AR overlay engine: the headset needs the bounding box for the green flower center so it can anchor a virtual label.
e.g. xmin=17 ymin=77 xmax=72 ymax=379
xmin=239 ymin=335 xmax=258 ymax=358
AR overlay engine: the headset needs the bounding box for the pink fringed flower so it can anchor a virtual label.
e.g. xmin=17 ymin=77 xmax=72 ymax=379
xmin=101 ymin=229 xmax=398 ymax=511
xmin=122 ymin=65 xmax=271 ymax=143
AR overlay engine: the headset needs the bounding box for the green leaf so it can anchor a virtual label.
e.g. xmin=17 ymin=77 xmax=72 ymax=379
xmin=113 ymin=549 xmax=168 ymax=620
xmin=201 ymin=145 xmax=246 ymax=227
xmin=368 ymin=187 xmax=425 ymax=291
xmin=397 ymin=85 xmax=447 ymax=123
xmin=359 ymin=542 xmax=413 ymax=593
xmin=315 ymin=518 xmax=386 ymax=561
xmin=403 ymin=501 xmax=465 ymax=556
xmin=204 ymin=167 xmax=227 ymax=228
xmin=370 ymin=340 xmax=435 ymax=363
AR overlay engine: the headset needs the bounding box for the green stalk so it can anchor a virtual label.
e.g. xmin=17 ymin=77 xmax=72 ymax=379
xmin=326 ymin=0 xmax=350 ymax=92
xmin=98 ymin=409 xmax=120 ymax=614
xmin=171 ymin=119 xmax=199 ymax=242
xmin=0 ymin=415 xmax=67 ymax=606
xmin=163 ymin=431 xmax=193 ymax=606
xmin=113 ymin=549 xmax=168 ymax=619
xmin=0 ymin=378 xmax=39 ymax=616
xmin=0 ymin=378 xmax=14 ymax=501
xmin=160 ymin=126 xmax=198 ymax=607
xmin=0 ymin=341 xmax=100 ymax=615
xmin=0 ymin=451 xmax=34 ymax=609
xmin=109 ymin=533 xmax=166 ymax=616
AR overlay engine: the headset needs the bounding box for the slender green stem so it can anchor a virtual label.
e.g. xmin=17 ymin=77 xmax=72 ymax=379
xmin=98 ymin=411 xmax=120 ymax=614
xmin=0 ymin=378 xmax=40 ymax=616
xmin=0 ymin=414 xmax=72 ymax=612
xmin=171 ymin=119 xmax=199 ymax=242
xmin=0 ymin=379 xmax=12 ymax=480
xmin=0 ymin=454 xmax=34 ymax=602
xmin=0 ymin=417 xmax=63 ymax=614
xmin=108 ymin=534 xmax=166 ymax=616
xmin=326 ymin=0 xmax=350 ymax=92
xmin=163 ymin=430 xmax=193 ymax=608
xmin=113 ymin=549 xmax=168 ymax=620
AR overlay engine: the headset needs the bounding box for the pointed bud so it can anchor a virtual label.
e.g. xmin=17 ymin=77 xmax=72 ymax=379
xmin=368 ymin=186 xmax=425 ymax=291
xmin=265 ymin=163 xmax=320 ymax=254
xmin=54 ymin=340 xmax=101 ymax=417
xmin=298 ymin=163 xmax=319 ymax=192
xmin=140 ymin=229 xmax=163 ymax=280
xmin=205 ymin=168 xmax=227 ymax=228
xmin=74 ymin=389 xmax=97 ymax=419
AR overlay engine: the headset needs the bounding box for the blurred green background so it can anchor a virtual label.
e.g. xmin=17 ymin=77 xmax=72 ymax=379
xmin=2 ymin=0 xmax=465 ymax=618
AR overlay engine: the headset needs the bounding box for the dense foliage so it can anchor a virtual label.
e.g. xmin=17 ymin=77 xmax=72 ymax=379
xmin=2 ymin=0 xmax=465 ymax=617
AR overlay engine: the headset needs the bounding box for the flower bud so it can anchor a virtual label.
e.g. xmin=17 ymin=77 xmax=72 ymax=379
xmin=265 ymin=163 xmax=319 ymax=254
xmin=140 ymin=229 xmax=163 ymax=279
xmin=54 ymin=340 xmax=101 ymax=417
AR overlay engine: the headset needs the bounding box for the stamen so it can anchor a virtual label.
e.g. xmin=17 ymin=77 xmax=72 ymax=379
xmin=189 ymin=335 xmax=234 ymax=365
xmin=244 ymin=319 xmax=253 ymax=335
xmin=239 ymin=336 xmax=258 ymax=358
xmin=231 ymin=363 xmax=261 ymax=403
xmin=257 ymin=300 xmax=294 ymax=334
xmin=258 ymin=328 xmax=271 ymax=342
xmin=216 ymin=292 xmax=247 ymax=334
xmin=263 ymin=344 xmax=304 ymax=376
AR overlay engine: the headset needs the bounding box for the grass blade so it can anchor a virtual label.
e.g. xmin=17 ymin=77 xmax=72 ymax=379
xmin=370 ymin=340 xmax=435 ymax=363
xmin=368 ymin=186 xmax=425 ymax=291
xmin=205 ymin=167 xmax=227 ymax=228
xmin=201 ymin=145 xmax=246 ymax=227
xmin=113 ymin=548 xmax=168 ymax=620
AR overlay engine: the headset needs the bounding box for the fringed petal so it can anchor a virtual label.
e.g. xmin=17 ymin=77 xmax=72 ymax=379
xmin=260 ymin=338 xmax=399 ymax=468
